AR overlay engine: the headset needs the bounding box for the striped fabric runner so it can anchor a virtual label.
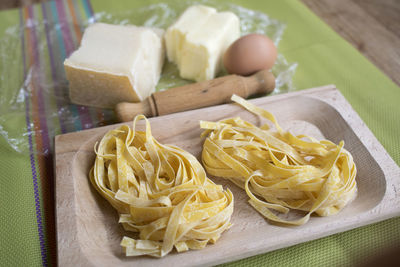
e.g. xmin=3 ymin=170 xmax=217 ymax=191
xmin=19 ymin=0 xmax=114 ymax=265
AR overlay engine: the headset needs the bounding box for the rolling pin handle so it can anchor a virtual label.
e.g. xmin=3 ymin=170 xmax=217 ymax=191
xmin=115 ymin=97 xmax=156 ymax=122
xmin=243 ymin=69 xmax=276 ymax=96
xmin=115 ymin=70 xmax=275 ymax=122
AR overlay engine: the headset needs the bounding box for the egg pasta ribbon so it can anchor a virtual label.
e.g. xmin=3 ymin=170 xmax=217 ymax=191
xmin=200 ymin=94 xmax=356 ymax=225
xmin=90 ymin=115 xmax=233 ymax=257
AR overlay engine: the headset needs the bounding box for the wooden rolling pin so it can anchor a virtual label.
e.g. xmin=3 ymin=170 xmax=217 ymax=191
xmin=115 ymin=70 xmax=275 ymax=122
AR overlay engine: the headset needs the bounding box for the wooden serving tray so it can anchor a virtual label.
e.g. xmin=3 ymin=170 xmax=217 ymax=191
xmin=55 ymin=85 xmax=400 ymax=266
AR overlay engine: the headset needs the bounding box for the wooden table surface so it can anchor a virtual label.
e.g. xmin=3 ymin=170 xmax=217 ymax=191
xmin=301 ymin=0 xmax=400 ymax=86
xmin=1 ymin=0 xmax=399 ymax=87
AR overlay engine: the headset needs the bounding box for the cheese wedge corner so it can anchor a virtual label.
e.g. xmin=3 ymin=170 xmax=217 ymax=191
xmin=64 ymin=23 xmax=165 ymax=108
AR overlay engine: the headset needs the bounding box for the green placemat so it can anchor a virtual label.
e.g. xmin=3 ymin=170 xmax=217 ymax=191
xmin=0 ymin=0 xmax=399 ymax=266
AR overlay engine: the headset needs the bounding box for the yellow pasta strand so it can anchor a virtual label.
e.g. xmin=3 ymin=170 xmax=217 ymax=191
xmin=201 ymin=94 xmax=357 ymax=225
xmin=90 ymin=115 xmax=233 ymax=257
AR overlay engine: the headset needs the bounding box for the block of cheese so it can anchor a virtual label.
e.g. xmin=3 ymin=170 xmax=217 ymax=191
xmin=64 ymin=23 xmax=164 ymax=108
xmin=165 ymin=5 xmax=240 ymax=82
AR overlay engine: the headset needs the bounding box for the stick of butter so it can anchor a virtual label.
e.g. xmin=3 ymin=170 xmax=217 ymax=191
xmin=165 ymin=5 xmax=240 ymax=82
xmin=64 ymin=23 xmax=164 ymax=108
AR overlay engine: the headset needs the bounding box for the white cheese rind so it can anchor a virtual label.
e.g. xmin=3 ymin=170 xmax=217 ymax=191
xmin=64 ymin=23 xmax=164 ymax=108
xmin=165 ymin=5 xmax=240 ymax=82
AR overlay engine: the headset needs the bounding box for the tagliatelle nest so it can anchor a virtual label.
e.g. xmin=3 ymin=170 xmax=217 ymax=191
xmin=200 ymin=95 xmax=357 ymax=225
xmin=90 ymin=115 xmax=233 ymax=257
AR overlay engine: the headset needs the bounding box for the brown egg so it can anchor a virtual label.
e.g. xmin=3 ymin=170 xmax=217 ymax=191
xmin=223 ymin=33 xmax=277 ymax=76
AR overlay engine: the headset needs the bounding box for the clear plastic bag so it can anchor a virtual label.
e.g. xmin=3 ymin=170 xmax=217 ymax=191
xmin=95 ymin=0 xmax=297 ymax=92
xmin=0 ymin=0 xmax=296 ymax=155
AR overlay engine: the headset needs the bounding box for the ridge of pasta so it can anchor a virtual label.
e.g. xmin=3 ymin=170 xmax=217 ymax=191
xmin=90 ymin=115 xmax=233 ymax=257
xmin=200 ymin=94 xmax=357 ymax=225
